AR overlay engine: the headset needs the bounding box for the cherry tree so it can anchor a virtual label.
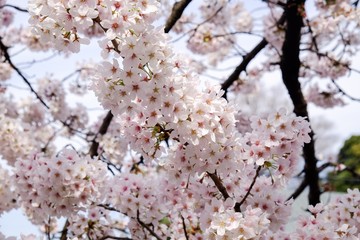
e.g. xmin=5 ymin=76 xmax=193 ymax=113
xmin=0 ymin=0 xmax=360 ymax=239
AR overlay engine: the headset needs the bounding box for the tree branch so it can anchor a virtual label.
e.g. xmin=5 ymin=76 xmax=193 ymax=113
xmin=280 ymin=0 xmax=320 ymax=206
xmin=331 ymin=79 xmax=360 ymax=102
xmin=221 ymin=38 xmax=268 ymax=98
xmin=234 ymin=166 xmax=261 ymax=212
xmin=98 ymin=203 xmax=121 ymax=213
xmin=287 ymin=162 xmax=340 ymax=201
xmin=59 ymin=220 xmax=70 ymax=240
xmin=181 ymin=215 xmax=189 ymax=240
xmin=207 ymin=171 xmax=230 ymax=199
xmin=164 ymin=0 xmax=192 ymax=33
xmin=99 ymin=235 xmax=132 ymax=240
xmin=0 ymin=37 xmax=49 ymax=108
xmin=220 ymin=13 xmax=286 ymax=98
xmin=0 ymin=4 xmax=28 ymax=12
xmin=60 ymin=111 xmax=113 ymax=240
xmin=88 ymin=111 xmax=114 ymax=157
xmin=137 ymin=210 xmax=163 ymax=240
xmin=99 ymin=237 xmax=132 ymax=240
xmin=287 ymin=178 xmax=308 ymax=201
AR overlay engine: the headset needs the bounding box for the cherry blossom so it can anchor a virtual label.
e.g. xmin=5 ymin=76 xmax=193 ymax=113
xmin=14 ymin=148 xmax=109 ymax=224
xmin=0 ymin=0 xmax=360 ymax=239
xmin=0 ymin=61 xmax=12 ymax=81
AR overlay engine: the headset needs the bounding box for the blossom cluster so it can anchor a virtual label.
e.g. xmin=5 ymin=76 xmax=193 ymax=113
xmin=37 ymin=77 xmax=89 ymax=133
xmin=263 ymin=10 xmax=284 ymax=53
xmin=243 ymin=108 xmax=311 ymax=178
xmin=205 ymin=205 xmax=270 ymax=239
xmin=0 ymin=0 xmax=14 ymax=27
xmin=0 ymin=167 xmax=17 ymax=214
xmin=105 ymin=170 xmax=205 ymax=239
xmin=0 ymin=97 xmax=53 ymax=165
xmin=306 ymin=83 xmax=346 ymax=108
xmin=0 ymin=61 xmax=12 ymax=82
xmin=293 ymin=189 xmax=360 ymax=239
xmin=14 ymin=148 xmax=108 ymax=224
xmin=68 ymin=206 xmax=129 ymax=239
xmin=302 ymin=53 xmax=349 ymax=80
xmin=162 ymin=0 xmax=253 ymax=64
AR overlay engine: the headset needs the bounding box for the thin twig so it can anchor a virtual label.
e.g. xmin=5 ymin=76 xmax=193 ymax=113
xmin=234 ymin=166 xmax=261 ymax=212
xmin=331 ymin=79 xmax=360 ymax=101
xmin=0 ymin=37 xmax=49 ymax=108
xmin=99 ymin=236 xmax=132 ymax=240
xmin=181 ymin=215 xmax=189 ymax=240
xmin=0 ymin=4 xmax=28 ymax=12
xmin=220 ymin=13 xmax=286 ymax=98
xmin=98 ymin=204 xmax=121 ymax=213
xmin=137 ymin=210 xmax=163 ymax=240
xmin=287 ymin=178 xmax=308 ymax=201
xmin=305 ymin=18 xmax=320 ymax=58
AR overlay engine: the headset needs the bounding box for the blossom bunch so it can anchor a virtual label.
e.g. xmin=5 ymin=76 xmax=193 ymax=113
xmin=244 ymin=108 xmax=311 ymax=177
xmin=205 ymin=206 xmax=270 ymax=240
xmin=184 ymin=0 xmax=252 ymax=61
xmin=37 ymin=77 xmax=89 ymax=132
xmin=0 ymin=61 xmax=12 ymax=81
xmin=0 ymin=0 xmax=14 ymax=27
xmin=0 ymin=167 xmax=17 ymax=214
xmin=306 ymin=83 xmax=346 ymax=108
xmin=73 ymin=0 xmax=241 ymax=177
xmin=303 ymin=53 xmax=349 ymax=79
xmin=105 ymin=171 xmax=196 ymax=239
xmin=0 ymin=103 xmax=39 ymax=165
xmin=68 ymin=206 xmax=128 ymax=239
xmin=14 ymin=148 xmax=108 ymax=224
xmin=293 ymin=189 xmax=360 ymax=239
xmin=186 ymin=22 xmax=233 ymax=55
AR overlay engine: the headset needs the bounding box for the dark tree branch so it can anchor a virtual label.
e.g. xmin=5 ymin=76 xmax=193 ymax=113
xmin=164 ymin=0 xmax=192 ymax=33
xmin=207 ymin=171 xmax=230 ymax=199
xmin=287 ymin=178 xmax=308 ymax=201
xmin=59 ymin=220 xmax=70 ymax=240
xmin=354 ymin=0 xmax=360 ymax=7
xmin=220 ymin=13 xmax=286 ymax=98
xmin=137 ymin=210 xmax=163 ymax=240
xmin=0 ymin=37 xmax=49 ymax=108
xmin=98 ymin=204 xmax=121 ymax=213
xmin=99 ymin=236 xmax=132 ymax=240
xmin=305 ymin=18 xmax=320 ymax=56
xmin=280 ymin=0 xmax=320 ymax=206
xmin=331 ymin=79 xmax=360 ymax=102
xmin=0 ymin=4 xmax=28 ymax=12
xmin=221 ymin=38 xmax=268 ymax=98
xmin=88 ymin=111 xmax=114 ymax=157
xmin=234 ymin=166 xmax=261 ymax=212
xmin=287 ymin=162 xmax=339 ymax=201
xmin=181 ymin=215 xmax=189 ymax=240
